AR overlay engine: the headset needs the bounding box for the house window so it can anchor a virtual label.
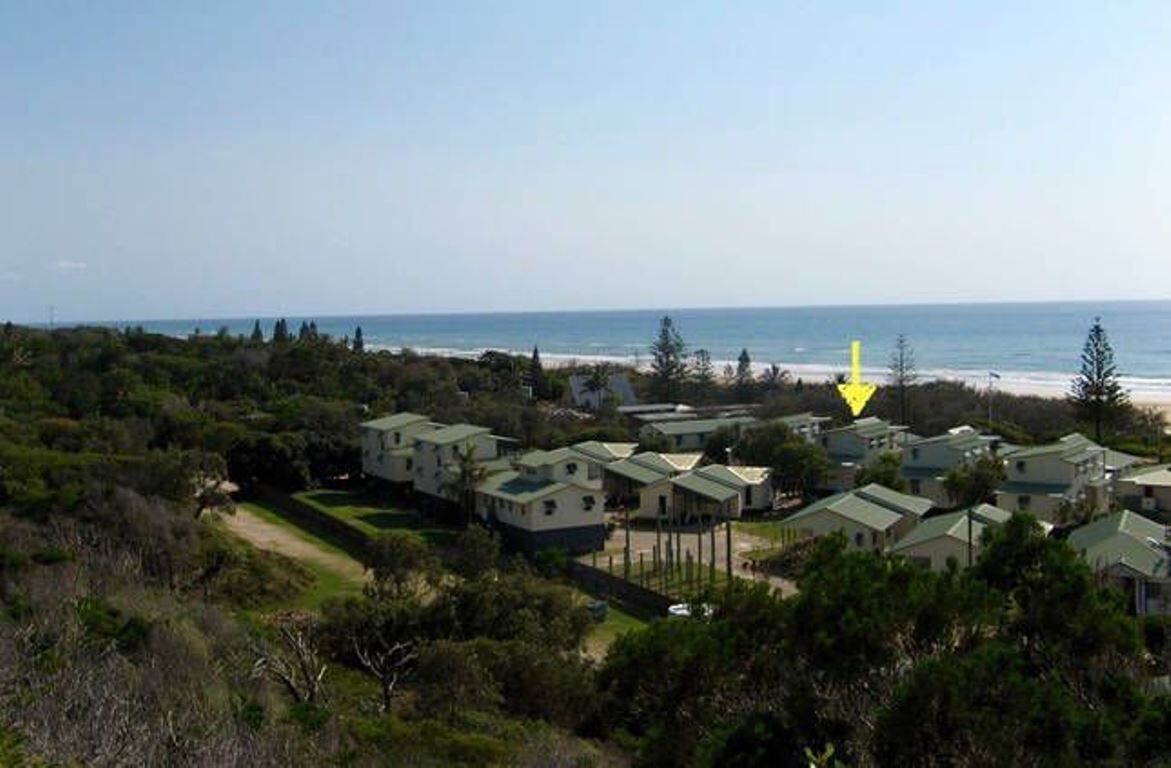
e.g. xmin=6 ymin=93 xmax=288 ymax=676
xmin=871 ymin=531 xmax=879 ymax=546
xmin=566 ymin=462 xmax=578 ymax=475
xmin=582 ymin=495 xmax=596 ymax=511
xmin=675 ymin=436 xmax=683 ymax=448
xmin=405 ymin=458 xmax=413 ymax=471
xmin=543 ymin=500 xmax=557 ymax=516
xmin=1015 ymin=460 xmax=1026 ymax=474
xmin=745 ymin=487 xmax=753 ymax=506
xmin=911 ymin=448 xmax=919 ymax=461
xmin=1145 ymin=486 xmax=1154 ymax=499
xmin=910 ymin=479 xmax=921 ymax=495
xmin=1018 ymin=495 xmax=1031 ymax=510
xmin=394 ymin=432 xmax=401 ymax=445
xmin=854 ymin=532 xmax=864 ymax=548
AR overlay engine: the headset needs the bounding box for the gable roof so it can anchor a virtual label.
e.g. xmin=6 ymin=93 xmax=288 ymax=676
xmin=905 ymin=428 xmax=986 ymax=453
xmin=1121 ymin=464 xmax=1171 ymax=489
xmin=785 ymin=483 xmax=933 ymax=532
xmin=671 ymin=472 xmax=741 ymax=503
xmin=1068 ymin=510 xmax=1170 ymax=580
xmin=695 ymin=464 xmax=770 ymax=490
xmin=572 ymin=441 xmax=639 ymax=463
xmin=891 ymin=504 xmax=1012 ymax=553
xmin=605 ymin=458 xmax=670 ymax=486
xmin=827 ymin=417 xmax=907 ymax=440
xmin=415 ymin=423 xmax=491 ymax=446
xmin=643 ymin=416 xmax=758 ymax=437
xmin=361 ymin=412 xmax=431 ymax=432
xmin=1003 ymin=433 xmax=1104 ymax=464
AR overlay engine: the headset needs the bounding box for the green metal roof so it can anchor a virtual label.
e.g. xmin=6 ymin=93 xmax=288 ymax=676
xmin=695 ymin=464 xmax=769 ymax=490
xmin=1068 ymin=510 xmax=1169 ymax=579
xmin=516 ymin=447 xmax=576 ymax=468
xmin=905 ymin=428 xmax=984 ymax=452
xmin=643 ymin=416 xmax=757 ymax=437
xmin=774 ymin=412 xmax=831 ymax=428
xmin=671 ymin=472 xmax=741 ymax=503
xmin=605 ymin=458 xmax=669 ymax=486
xmin=891 ymin=504 xmax=1011 ymax=553
xmin=1003 ymin=433 xmax=1103 ymax=464
xmin=361 ymin=412 xmax=431 ymax=431
xmin=1122 ymin=464 xmax=1171 ymax=489
xmin=786 ymin=483 xmax=932 ymax=532
xmin=572 ymin=441 xmax=638 ymax=463
xmin=477 ymin=471 xmax=568 ymax=503
xmin=415 ymin=423 xmax=491 ymax=445
xmin=827 ymin=417 xmax=906 ymax=439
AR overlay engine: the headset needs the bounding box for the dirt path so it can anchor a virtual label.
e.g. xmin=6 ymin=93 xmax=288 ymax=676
xmin=221 ymin=505 xmax=367 ymax=584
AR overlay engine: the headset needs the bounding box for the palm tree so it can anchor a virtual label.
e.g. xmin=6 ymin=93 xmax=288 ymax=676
xmin=440 ymin=442 xmax=487 ymax=527
xmin=583 ymin=363 xmax=612 ymax=410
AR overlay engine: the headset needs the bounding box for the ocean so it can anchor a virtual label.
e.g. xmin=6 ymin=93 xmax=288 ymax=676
xmin=112 ymin=301 xmax=1171 ymax=402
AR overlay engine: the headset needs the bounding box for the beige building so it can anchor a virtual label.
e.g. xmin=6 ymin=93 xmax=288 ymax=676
xmin=411 ymin=423 xmax=515 ymax=501
xmin=1068 ymin=510 xmax=1171 ymax=615
xmin=819 ymin=417 xmax=909 ymax=492
xmin=900 ymin=426 xmax=997 ymax=507
xmin=994 ymin=434 xmax=1108 ymax=523
xmin=475 ymin=448 xmax=606 ymax=554
xmin=360 ymin=412 xmax=443 ymax=484
xmin=890 ymin=504 xmax=1013 ymax=571
xmin=604 ymin=452 xmax=703 ymax=521
xmin=782 ymin=483 xmax=933 ymax=553
xmin=639 ymin=415 xmax=758 ymax=452
xmin=1115 ymin=464 xmax=1171 ymax=516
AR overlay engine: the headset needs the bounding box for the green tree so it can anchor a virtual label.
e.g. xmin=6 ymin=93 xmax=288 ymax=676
xmin=888 ymin=333 xmax=917 ymax=425
xmin=352 ymin=325 xmax=364 ymax=353
xmin=250 ymin=320 xmax=264 ymax=343
xmin=528 ymin=346 xmax=548 ymax=399
xmin=691 ymin=348 xmax=716 ymax=400
xmin=649 ymin=315 xmax=687 ymax=401
xmin=363 ymin=531 xmax=438 ymax=601
xmin=1070 ymin=317 xmax=1129 ymax=442
xmin=453 ymin=526 xmax=500 ymax=579
xmin=735 ymin=348 xmax=754 ymax=398
xmin=583 ymin=362 xmax=612 ymax=410
xmin=853 ymin=451 xmax=907 ymax=492
xmin=441 ymin=442 xmax=487 ymax=526
xmin=943 ymin=454 xmax=1006 ymax=508
xmin=272 ymin=318 xmax=290 ymax=343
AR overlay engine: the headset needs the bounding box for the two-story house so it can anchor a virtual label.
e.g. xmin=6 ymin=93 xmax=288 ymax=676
xmin=604 ymin=452 xmax=704 ymax=520
xmin=360 ymin=412 xmax=445 ymax=486
xmin=1068 ymin=510 xmax=1171 ymax=615
xmin=900 ymin=426 xmax=997 ymax=507
xmin=819 ymin=417 xmax=909 ymax=491
xmin=474 ymin=447 xmax=607 ymax=554
xmin=995 ymin=433 xmax=1109 ymax=523
xmin=411 ymin=423 xmax=516 ymax=505
xmin=770 ymin=412 xmax=833 ymax=444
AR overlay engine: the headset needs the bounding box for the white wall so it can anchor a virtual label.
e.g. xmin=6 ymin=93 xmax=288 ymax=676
xmin=477 ymin=484 xmax=603 ymax=533
xmin=784 ymin=509 xmax=891 ymax=553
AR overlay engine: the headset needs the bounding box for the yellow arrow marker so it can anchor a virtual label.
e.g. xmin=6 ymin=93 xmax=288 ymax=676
xmin=837 ymin=340 xmax=876 ymax=416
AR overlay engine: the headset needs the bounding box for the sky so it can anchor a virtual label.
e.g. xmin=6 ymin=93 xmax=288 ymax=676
xmin=2 ymin=1 xmax=1170 ymax=323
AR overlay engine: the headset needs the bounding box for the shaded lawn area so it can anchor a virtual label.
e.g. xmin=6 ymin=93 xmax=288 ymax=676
xmin=734 ymin=519 xmax=803 ymax=546
xmin=235 ymin=501 xmax=365 ymax=610
xmin=295 ymin=489 xmax=461 ymax=548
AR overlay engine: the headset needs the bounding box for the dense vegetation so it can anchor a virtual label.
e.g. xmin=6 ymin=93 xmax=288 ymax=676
xmin=1 ymin=320 xmax=1168 ymax=765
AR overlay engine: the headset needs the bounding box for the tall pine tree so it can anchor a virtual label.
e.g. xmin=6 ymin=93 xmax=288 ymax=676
xmin=250 ymin=320 xmax=264 ymax=343
xmin=649 ymin=315 xmax=687 ymax=401
xmin=528 ymin=346 xmax=547 ymax=399
xmin=353 ymin=326 xmax=365 ymax=353
xmin=1070 ymin=317 xmax=1128 ymax=442
xmin=889 ymin=334 xmax=917 ymax=426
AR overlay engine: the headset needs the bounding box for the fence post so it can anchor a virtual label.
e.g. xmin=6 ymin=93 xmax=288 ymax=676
xmin=639 ymin=551 xmax=645 ymax=587
xmin=608 ymin=553 xmax=613 ymax=575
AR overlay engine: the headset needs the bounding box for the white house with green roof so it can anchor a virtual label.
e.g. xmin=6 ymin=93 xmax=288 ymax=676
xmin=360 ymin=412 xmax=444 ymax=484
xmin=890 ymin=504 xmax=1013 ymax=571
xmin=1068 ymin=510 xmax=1171 ymax=615
xmin=570 ymin=440 xmax=639 ymax=465
xmin=639 ymin=415 xmax=758 ymax=452
xmin=411 ymin=423 xmax=517 ymax=502
xmin=766 ymin=412 xmax=832 ymax=444
xmin=604 ymin=452 xmax=704 ymax=521
xmin=782 ymin=483 xmax=933 ymax=552
xmin=994 ymin=433 xmax=1108 ymax=523
xmin=1116 ymin=464 xmax=1171 ymax=516
xmin=691 ymin=464 xmax=773 ymax=513
xmin=900 ymin=426 xmax=997 ymax=506
xmin=818 ymin=417 xmax=908 ymax=491
xmin=475 ymin=449 xmax=606 ymax=554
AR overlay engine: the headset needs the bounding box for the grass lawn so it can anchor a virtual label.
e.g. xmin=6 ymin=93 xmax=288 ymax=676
xmin=584 ymin=602 xmax=648 ymax=659
xmin=237 ymin=501 xmax=365 ymax=610
xmin=295 ymin=489 xmax=461 ymax=547
xmin=734 ymin=519 xmax=802 ymax=545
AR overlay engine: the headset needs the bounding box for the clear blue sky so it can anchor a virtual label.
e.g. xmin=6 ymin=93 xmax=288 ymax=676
xmin=2 ymin=2 xmax=1170 ymax=323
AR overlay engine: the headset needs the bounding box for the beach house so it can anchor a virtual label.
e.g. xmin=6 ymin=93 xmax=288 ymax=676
xmin=474 ymin=448 xmax=606 ymax=554
xmin=1068 ymin=510 xmax=1171 ymax=615
xmin=760 ymin=412 xmax=832 ymax=444
xmin=782 ymin=483 xmax=933 ymax=552
xmin=411 ymin=423 xmax=517 ymax=508
xmin=890 ymin=503 xmax=1014 ymax=571
xmin=899 ymin=426 xmax=997 ymax=507
xmin=565 ymin=372 xmax=638 ymax=410
xmin=819 ymin=417 xmax=909 ymax=491
xmin=994 ymin=433 xmax=1109 ymax=523
xmin=639 ymin=415 xmax=758 ymax=452
xmin=604 ymin=452 xmax=704 ymax=520
xmin=360 ymin=412 xmax=443 ymax=486
xmin=1116 ymin=464 xmax=1171 ymax=516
